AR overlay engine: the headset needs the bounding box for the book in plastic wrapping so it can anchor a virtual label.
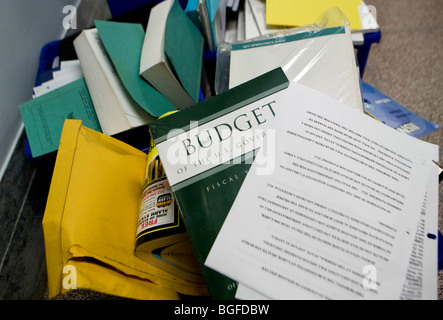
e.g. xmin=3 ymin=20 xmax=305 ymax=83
xmin=215 ymin=8 xmax=364 ymax=113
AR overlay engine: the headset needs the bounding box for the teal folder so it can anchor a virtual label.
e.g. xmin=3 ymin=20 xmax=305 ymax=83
xmin=20 ymin=77 xmax=102 ymax=158
xmin=94 ymin=20 xmax=176 ymax=117
xmin=165 ymin=0 xmax=204 ymax=103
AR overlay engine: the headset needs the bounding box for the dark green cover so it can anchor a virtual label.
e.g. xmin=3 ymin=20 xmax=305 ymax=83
xmin=149 ymin=68 xmax=289 ymax=299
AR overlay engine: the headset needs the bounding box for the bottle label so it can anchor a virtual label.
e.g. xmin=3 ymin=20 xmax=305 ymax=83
xmin=136 ymin=177 xmax=176 ymax=238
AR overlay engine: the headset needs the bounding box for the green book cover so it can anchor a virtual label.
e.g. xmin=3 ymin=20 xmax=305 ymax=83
xmin=94 ymin=20 xmax=176 ymax=117
xmin=20 ymin=77 xmax=102 ymax=158
xmin=165 ymin=0 xmax=204 ymax=103
xmin=149 ymin=68 xmax=289 ymax=299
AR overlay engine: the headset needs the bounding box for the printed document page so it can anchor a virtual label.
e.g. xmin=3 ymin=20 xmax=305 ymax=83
xmin=400 ymin=163 xmax=439 ymax=299
xmin=235 ymin=164 xmax=440 ymax=300
xmin=205 ymin=82 xmax=438 ymax=299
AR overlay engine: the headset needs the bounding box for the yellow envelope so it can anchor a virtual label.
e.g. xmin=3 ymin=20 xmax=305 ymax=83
xmin=266 ymin=0 xmax=363 ymax=31
xmin=43 ymin=119 xmax=208 ymax=299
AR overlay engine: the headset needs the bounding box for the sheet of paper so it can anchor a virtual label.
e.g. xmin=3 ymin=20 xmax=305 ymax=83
xmin=400 ymin=162 xmax=439 ymax=299
xmin=244 ymin=0 xmax=260 ymax=39
xmin=205 ymin=82 xmax=438 ymax=299
xmin=247 ymin=0 xmax=291 ymax=37
xmin=236 ymin=163 xmax=440 ymax=300
xmin=266 ymin=0 xmax=363 ymax=31
xmin=33 ymin=60 xmax=82 ymax=98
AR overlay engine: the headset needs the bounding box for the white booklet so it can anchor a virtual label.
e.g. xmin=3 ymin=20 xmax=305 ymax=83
xmin=205 ymin=82 xmax=439 ymax=299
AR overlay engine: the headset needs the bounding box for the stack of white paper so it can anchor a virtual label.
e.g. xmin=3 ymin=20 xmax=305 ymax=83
xmin=205 ymin=82 xmax=440 ymax=300
xmin=32 ymin=60 xmax=82 ymax=98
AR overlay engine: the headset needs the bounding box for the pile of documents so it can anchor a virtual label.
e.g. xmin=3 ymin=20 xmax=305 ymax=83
xmin=204 ymin=81 xmax=439 ymax=300
xmin=17 ymin=0 xmax=440 ymax=300
xmin=149 ymin=66 xmax=440 ymax=300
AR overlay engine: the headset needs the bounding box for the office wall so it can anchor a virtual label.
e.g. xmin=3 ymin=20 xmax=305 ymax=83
xmin=0 ymin=0 xmax=81 ymax=182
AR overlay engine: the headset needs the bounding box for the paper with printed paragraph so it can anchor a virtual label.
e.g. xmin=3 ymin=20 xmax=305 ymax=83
xmin=205 ymin=82 xmax=438 ymax=299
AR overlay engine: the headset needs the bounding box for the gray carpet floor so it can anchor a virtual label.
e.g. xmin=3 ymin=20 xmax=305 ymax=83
xmin=363 ymin=0 xmax=443 ymax=299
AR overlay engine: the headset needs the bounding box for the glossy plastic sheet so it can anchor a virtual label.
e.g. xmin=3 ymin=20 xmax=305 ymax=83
xmin=215 ymin=8 xmax=363 ymax=113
